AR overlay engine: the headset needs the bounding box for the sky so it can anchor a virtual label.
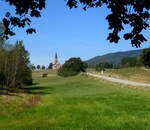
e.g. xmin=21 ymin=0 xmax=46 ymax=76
xmin=0 ymin=0 xmax=150 ymax=66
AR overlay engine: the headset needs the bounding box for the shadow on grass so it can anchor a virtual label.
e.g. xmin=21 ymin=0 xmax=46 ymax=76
xmin=0 ymin=83 xmax=53 ymax=96
xmin=21 ymin=86 xmax=53 ymax=95
xmin=0 ymin=87 xmax=20 ymax=96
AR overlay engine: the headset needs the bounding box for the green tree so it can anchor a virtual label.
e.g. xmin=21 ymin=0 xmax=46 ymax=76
xmin=31 ymin=64 xmax=36 ymax=70
xmin=9 ymin=41 xmax=32 ymax=87
xmin=0 ymin=22 xmax=5 ymax=48
xmin=96 ymin=62 xmax=113 ymax=72
xmin=37 ymin=65 xmax=41 ymax=70
xmin=48 ymin=63 xmax=53 ymax=69
xmin=42 ymin=65 xmax=46 ymax=70
xmin=0 ymin=40 xmax=32 ymax=87
xmin=121 ymin=57 xmax=142 ymax=67
xmin=96 ymin=63 xmax=105 ymax=72
xmin=141 ymin=48 xmax=150 ymax=68
xmin=58 ymin=58 xmax=87 ymax=77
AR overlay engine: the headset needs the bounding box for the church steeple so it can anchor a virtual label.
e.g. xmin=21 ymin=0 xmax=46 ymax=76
xmin=52 ymin=52 xmax=61 ymax=70
xmin=54 ymin=52 xmax=58 ymax=63
xmin=55 ymin=52 xmax=58 ymax=59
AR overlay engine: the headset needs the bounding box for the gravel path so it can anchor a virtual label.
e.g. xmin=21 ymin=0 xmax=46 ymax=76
xmin=87 ymin=72 xmax=150 ymax=87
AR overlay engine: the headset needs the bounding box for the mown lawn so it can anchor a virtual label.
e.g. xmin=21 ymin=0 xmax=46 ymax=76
xmin=0 ymin=70 xmax=150 ymax=129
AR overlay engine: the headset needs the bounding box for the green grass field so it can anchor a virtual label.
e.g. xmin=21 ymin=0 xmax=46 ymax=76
xmin=0 ymin=70 xmax=150 ymax=129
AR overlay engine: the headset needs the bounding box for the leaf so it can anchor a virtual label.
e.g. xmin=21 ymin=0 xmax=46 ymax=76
xmin=26 ymin=28 xmax=36 ymax=34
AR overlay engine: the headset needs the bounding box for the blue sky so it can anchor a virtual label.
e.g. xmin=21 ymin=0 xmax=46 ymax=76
xmin=0 ymin=0 xmax=149 ymax=66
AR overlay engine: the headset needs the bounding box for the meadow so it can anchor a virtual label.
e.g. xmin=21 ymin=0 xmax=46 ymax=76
xmin=0 ymin=70 xmax=150 ymax=129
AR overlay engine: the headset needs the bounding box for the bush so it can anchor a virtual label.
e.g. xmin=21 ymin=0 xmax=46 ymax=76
xmin=42 ymin=73 xmax=48 ymax=78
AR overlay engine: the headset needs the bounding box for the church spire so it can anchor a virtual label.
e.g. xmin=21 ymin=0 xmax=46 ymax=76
xmin=55 ymin=52 xmax=58 ymax=59
xmin=52 ymin=52 xmax=61 ymax=70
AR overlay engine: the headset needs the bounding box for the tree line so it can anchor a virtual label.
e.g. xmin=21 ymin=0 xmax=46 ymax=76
xmin=31 ymin=63 xmax=53 ymax=71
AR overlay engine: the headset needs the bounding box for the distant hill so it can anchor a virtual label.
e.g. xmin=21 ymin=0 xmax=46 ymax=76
xmin=86 ymin=49 xmax=143 ymax=65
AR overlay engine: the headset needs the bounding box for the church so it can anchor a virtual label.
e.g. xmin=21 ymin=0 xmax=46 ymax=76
xmin=52 ymin=53 xmax=61 ymax=70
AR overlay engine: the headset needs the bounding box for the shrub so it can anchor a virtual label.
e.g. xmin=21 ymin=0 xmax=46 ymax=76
xmin=42 ymin=73 xmax=48 ymax=78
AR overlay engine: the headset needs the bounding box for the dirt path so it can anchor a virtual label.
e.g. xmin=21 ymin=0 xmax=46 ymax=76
xmin=87 ymin=72 xmax=150 ymax=87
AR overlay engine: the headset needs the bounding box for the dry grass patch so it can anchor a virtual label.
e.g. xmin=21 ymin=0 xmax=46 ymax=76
xmin=88 ymin=76 xmax=150 ymax=91
xmin=22 ymin=94 xmax=41 ymax=108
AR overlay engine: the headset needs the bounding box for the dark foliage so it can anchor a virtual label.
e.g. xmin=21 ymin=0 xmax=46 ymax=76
xmin=67 ymin=0 xmax=150 ymax=47
xmin=1 ymin=0 xmax=46 ymax=39
xmin=121 ymin=56 xmax=143 ymax=67
xmin=48 ymin=63 xmax=53 ymax=69
xmin=37 ymin=65 xmax=41 ymax=70
xmin=96 ymin=62 xmax=113 ymax=72
xmin=19 ymin=67 xmax=33 ymax=86
xmin=0 ymin=23 xmax=5 ymax=47
xmin=31 ymin=65 xmax=36 ymax=70
xmin=141 ymin=48 xmax=150 ymax=68
xmin=58 ymin=58 xmax=87 ymax=77
xmin=0 ymin=72 xmax=6 ymax=86
xmin=42 ymin=65 xmax=46 ymax=70
xmin=42 ymin=73 xmax=48 ymax=78
xmin=113 ymin=65 xmax=121 ymax=69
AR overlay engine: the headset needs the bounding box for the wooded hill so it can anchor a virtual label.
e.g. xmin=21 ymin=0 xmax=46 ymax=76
xmin=86 ymin=49 xmax=143 ymax=65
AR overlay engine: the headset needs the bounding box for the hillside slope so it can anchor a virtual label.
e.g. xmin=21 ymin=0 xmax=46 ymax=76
xmin=86 ymin=49 xmax=143 ymax=65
